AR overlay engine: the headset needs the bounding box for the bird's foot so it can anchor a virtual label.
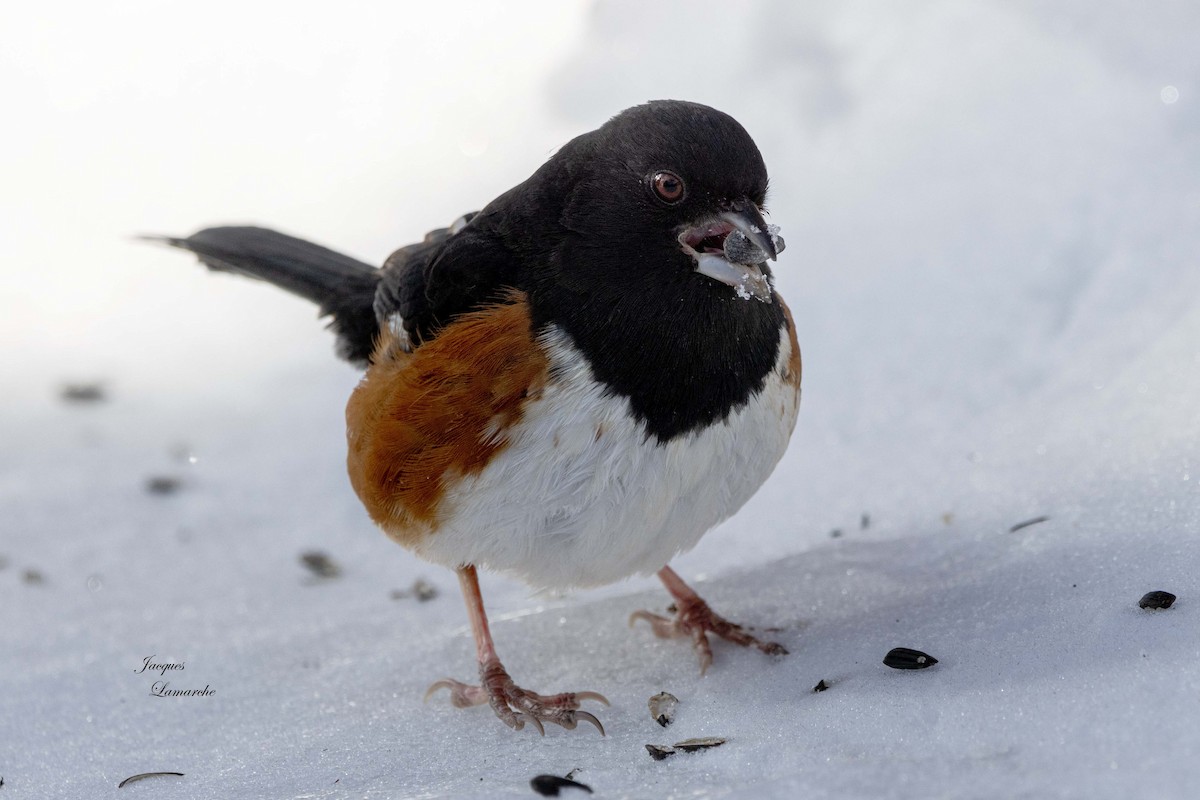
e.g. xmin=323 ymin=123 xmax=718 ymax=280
xmin=630 ymin=594 xmax=788 ymax=675
xmin=424 ymin=658 xmax=609 ymax=735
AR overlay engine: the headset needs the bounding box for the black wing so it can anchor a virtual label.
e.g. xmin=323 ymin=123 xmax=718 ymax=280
xmin=153 ymin=214 xmax=521 ymax=365
xmin=373 ymin=212 xmax=522 ymax=349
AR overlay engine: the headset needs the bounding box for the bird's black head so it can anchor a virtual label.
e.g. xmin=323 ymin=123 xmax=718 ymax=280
xmin=487 ymin=100 xmax=790 ymax=442
xmin=543 ymin=100 xmax=779 ymax=301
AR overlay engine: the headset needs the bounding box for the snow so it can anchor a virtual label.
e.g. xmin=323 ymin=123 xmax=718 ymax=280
xmin=2 ymin=1 xmax=1199 ymax=798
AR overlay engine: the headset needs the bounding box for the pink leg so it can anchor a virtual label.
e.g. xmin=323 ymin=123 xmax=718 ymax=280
xmin=424 ymin=565 xmax=608 ymax=734
xmin=630 ymin=565 xmax=788 ymax=675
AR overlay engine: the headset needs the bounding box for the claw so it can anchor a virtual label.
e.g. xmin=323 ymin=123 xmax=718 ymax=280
xmin=514 ymin=712 xmax=546 ymax=736
xmin=692 ymin=631 xmax=714 ymax=677
xmin=423 ymin=678 xmax=462 ymax=703
xmin=572 ymin=710 xmax=605 ymax=736
xmin=574 ymin=691 xmax=610 ymax=706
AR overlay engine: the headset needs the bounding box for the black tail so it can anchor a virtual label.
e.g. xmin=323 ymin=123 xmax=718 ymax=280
xmin=145 ymin=226 xmax=381 ymax=366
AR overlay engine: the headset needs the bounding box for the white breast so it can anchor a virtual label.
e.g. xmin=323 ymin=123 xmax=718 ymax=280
xmin=411 ymin=324 xmax=801 ymax=591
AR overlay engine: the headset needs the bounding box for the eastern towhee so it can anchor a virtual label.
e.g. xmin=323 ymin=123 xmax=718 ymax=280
xmin=151 ymin=100 xmax=801 ymax=735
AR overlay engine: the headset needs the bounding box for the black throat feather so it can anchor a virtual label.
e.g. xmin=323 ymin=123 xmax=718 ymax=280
xmin=530 ymin=270 xmax=786 ymax=444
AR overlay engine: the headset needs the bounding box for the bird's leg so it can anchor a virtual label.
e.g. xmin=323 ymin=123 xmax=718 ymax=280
xmin=630 ymin=565 xmax=788 ymax=675
xmin=424 ymin=565 xmax=608 ymax=735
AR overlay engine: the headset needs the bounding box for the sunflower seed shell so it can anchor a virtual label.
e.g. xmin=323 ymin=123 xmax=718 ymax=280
xmin=883 ymin=647 xmax=939 ymax=670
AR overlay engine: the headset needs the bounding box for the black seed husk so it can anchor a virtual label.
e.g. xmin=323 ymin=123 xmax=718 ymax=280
xmin=299 ymin=550 xmax=341 ymax=579
xmin=645 ymin=744 xmax=676 ymax=761
xmin=1009 ymin=515 xmax=1050 ymax=533
xmin=673 ymin=737 xmax=727 ymax=752
xmin=1138 ymin=590 xmax=1176 ymax=610
xmin=529 ymin=774 xmax=593 ymax=796
xmin=145 ymin=476 xmax=182 ymax=495
xmin=117 ymin=772 xmax=184 ymax=788
xmin=884 ymin=647 xmax=939 ymax=670
xmin=61 ymin=382 xmax=107 ymax=403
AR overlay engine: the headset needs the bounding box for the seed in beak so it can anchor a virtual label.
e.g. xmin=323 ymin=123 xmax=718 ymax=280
xmin=724 ymin=224 xmax=786 ymax=265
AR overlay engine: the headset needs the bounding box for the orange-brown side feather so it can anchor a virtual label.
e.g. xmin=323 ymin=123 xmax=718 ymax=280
xmin=345 ymin=294 xmax=548 ymax=547
xmin=778 ymin=297 xmax=803 ymax=389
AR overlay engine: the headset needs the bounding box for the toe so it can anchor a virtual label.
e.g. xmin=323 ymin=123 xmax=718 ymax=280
xmin=760 ymin=641 xmax=789 ymax=657
xmin=630 ymin=609 xmax=682 ymax=639
xmin=424 ymin=678 xmax=488 ymax=708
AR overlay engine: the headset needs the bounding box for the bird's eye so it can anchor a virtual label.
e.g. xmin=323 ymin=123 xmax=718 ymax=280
xmin=650 ymin=171 xmax=685 ymax=204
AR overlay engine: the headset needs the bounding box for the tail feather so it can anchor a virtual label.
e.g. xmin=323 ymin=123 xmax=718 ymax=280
xmin=145 ymin=226 xmax=381 ymax=365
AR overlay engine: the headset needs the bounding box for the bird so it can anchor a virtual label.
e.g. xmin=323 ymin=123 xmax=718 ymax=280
xmin=149 ymin=100 xmax=801 ymax=736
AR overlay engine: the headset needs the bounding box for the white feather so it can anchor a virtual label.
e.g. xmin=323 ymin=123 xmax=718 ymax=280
xmin=411 ymin=324 xmax=801 ymax=591
xmin=382 ymin=312 xmax=413 ymax=353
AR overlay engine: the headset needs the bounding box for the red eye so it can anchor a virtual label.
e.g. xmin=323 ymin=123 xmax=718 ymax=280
xmin=651 ymin=171 xmax=685 ymax=203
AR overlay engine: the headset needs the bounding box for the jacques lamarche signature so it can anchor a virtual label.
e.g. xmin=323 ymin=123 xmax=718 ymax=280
xmin=135 ymin=655 xmax=214 ymax=697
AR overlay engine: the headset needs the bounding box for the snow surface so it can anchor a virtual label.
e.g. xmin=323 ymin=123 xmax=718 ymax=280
xmin=2 ymin=2 xmax=1199 ymax=798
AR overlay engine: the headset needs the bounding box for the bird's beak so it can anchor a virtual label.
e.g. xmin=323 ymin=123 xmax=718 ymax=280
xmin=720 ymin=199 xmax=777 ymax=261
xmin=678 ymin=197 xmax=780 ymax=302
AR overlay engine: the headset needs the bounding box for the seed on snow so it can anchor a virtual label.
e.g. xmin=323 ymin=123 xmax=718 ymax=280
xmin=645 ymin=744 xmax=676 ymax=761
xmin=529 ymin=774 xmax=593 ymax=796
xmin=1138 ymin=591 xmax=1176 ymax=610
xmin=883 ymin=647 xmax=939 ymax=670
xmin=647 ymin=691 xmax=679 ymax=727
xmin=673 ymin=737 xmax=727 ymax=752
